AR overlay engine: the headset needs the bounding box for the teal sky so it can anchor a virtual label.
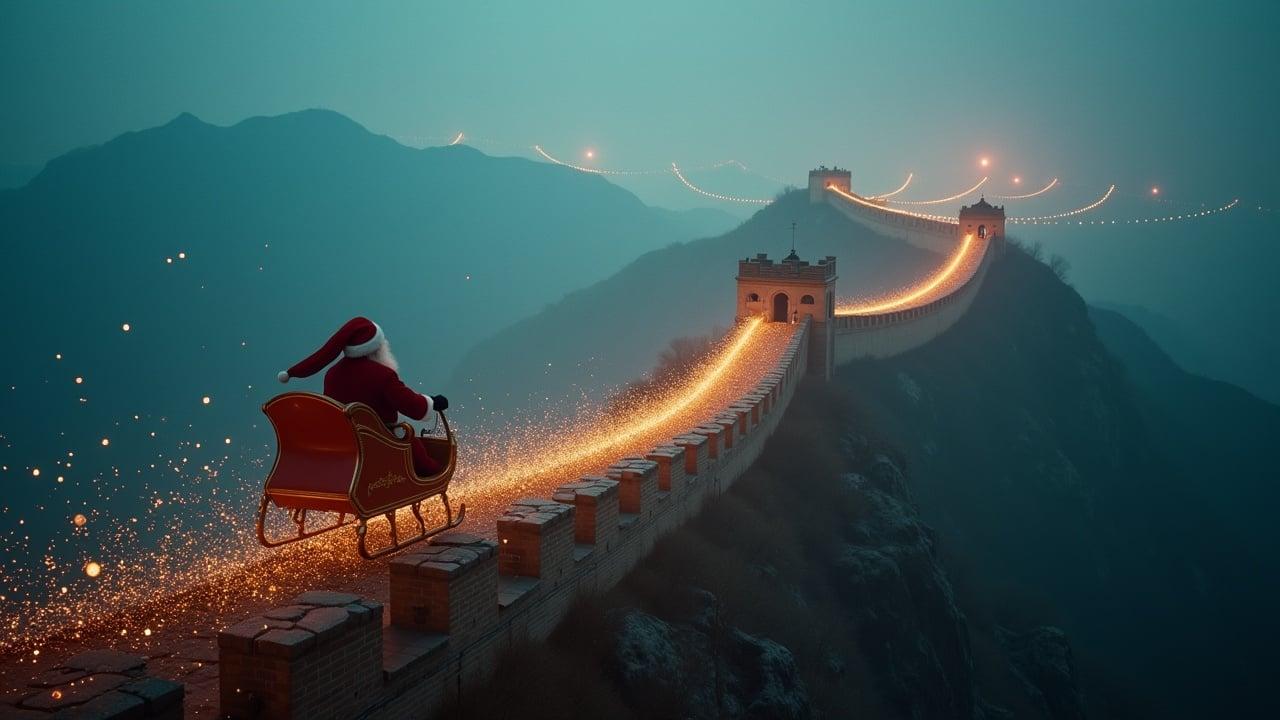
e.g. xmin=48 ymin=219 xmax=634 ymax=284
xmin=2 ymin=1 xmax=1276 ymax=203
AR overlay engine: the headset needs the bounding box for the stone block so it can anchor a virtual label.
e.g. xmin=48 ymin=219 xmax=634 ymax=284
xmin=498 ymin=499 xmax=575 ymax=580
xmin=389 ymin=533 xmax=498 ymax=644
xmin=553 ymin=476 xmax=620 ymax=547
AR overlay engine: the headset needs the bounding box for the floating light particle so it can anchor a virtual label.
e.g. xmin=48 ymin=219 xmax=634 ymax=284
xmin=101 ymin=438 xmax=110 ymax=447
xmin=144 ymin=628 xmax=152 ymax=637
xmin=32 ymin=468 xmax=40 ymax=477
xmin=224 ymin=437 xmax=231 ymax=445
xmin=73 ymin=513 xmax=87 ymax=527
xmin=74 ymin=377 xmax=83 ymax=385
xmin=585 ymin=149 xmax=595 ymax=159
xmin=51 ymin=690 xmax=62 ymax=700
xmin=84 ymin=561 xmax=101 ymax=578
xmin=1013 ymin=176 xmax=1022 ymax=184
xmin=121 ymin=323 xmax=131 ymax=332
xmin=55 ymin=353 xmax=62 ymax=360
xmin=60 ymin=586 xmax=67 ymax=594
xmin=980 ymin=157 xmax=990 ymax=167
xmin=166 ymin=258 xmax=173 ymax=264
xmin=202 ymin=396 xmax=211 ymax=405
xmin=1151 ymin=186 xmax=1160 ymax=195
xmin=178 ymin=251 xmax=187 ymax=259
xmin=57 ymin=476 xmax=64 ymax=483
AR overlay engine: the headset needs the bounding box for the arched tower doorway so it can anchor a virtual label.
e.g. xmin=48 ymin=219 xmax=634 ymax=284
xmin=772 ymin=293 xmax=790 ymax=322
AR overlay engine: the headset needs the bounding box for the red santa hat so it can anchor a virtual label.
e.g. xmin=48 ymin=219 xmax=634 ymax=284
xmin=277 ymin=317 xmax=386 ymax=383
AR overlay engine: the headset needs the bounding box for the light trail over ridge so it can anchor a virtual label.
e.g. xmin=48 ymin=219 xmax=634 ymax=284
xmin=670 ymin=163 xmax=773 ymax=205
xmin=836 ymin=233 xmax=982 ymax=315
xmin=534 ymin=145 xmax=743 ymax=177
xmin=825 ymin=184 xmax=958 ymax=223
xmin=889 ymin=177 xmax=988 ymax=205
xmin=869 ymin=173 xmax=914 ymax=199
xmin=1008 ymin=184 xmax=1115 ymax=222
xmin=1012 ymin=198 xmax=1239 ymax=226
xmin=992 ymin=178 xmax=1059 ymax=200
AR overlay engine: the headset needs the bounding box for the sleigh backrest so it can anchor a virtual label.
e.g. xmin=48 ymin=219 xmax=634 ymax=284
xmin=263 ymin=392 xmax=360 ymax=498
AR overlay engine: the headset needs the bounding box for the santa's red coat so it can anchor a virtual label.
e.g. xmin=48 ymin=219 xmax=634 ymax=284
xmin=323 ymin=356 xmax=440 ymax=475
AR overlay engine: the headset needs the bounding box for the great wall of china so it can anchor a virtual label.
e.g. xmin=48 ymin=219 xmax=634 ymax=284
xmin=2 ymin=169 xmax=1006 ymax=719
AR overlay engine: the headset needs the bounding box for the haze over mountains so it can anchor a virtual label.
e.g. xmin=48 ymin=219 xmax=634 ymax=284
xmin=0 ymin=109 xmax=737 ymax=560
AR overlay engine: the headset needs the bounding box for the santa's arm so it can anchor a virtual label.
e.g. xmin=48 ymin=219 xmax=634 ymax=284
xmin=385 ymin=376 xmax=433 ymax=420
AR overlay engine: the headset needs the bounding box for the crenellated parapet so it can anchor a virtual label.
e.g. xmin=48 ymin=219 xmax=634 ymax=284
xmin=204 ymin=320 xmax=812 ymax=720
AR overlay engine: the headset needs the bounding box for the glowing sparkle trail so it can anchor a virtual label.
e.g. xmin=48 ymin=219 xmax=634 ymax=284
xmin=837 ymin=234 xmax=980 ymax=315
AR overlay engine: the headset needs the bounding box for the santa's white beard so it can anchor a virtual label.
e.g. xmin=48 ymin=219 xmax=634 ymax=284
xmin=371 ymin=342 xmax=399 ymax=372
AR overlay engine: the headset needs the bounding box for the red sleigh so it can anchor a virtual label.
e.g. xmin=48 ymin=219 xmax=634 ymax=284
xmin=256 ymin=392 xmax=465 ymax=559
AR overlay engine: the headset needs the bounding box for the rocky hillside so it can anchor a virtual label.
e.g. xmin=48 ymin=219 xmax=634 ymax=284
xmin=454 ymin=242 xmax=1279 ymax=719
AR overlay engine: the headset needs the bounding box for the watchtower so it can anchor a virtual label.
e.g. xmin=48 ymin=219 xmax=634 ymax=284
xmin=808 ymin=166 xmax=852 ymax=203
xmin=958 ymin=197 xmax=1005 ymax=241
xmin=737 ymin=252 xmax=838 ymax=380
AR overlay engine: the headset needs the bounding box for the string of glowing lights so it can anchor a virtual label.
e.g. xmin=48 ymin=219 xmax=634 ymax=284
xmin=992 ymin=178 xmax=1058 ymax=200
xmin=670 ymin=163 xmax=773 ymax=205
xmin=534 ymin=145 xmax=744 ymax=177
xmin=889 ymin=177 xmax=988 ymax=205
xmin=836 ymin=233 xmax=981 ymax=315
xmin=1007 ymin=184 xmax=1115 ymax=222
xmin=1011 ymin=198 xmax=1239 ymax=226
xmin=825 ymin=184 xmax=958 ymax=223
xmin=868 ymin=173 xmax=914 ymax=200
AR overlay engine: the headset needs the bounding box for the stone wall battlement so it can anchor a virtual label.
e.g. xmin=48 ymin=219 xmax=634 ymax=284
xmin=202 ymin=321 xmax=812 ymax=720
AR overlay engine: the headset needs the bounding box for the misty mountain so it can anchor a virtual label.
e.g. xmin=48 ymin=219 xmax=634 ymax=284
xmin=0 ymin=161 xmax=39 ymax=189
xmin=841 ymin=245 xmax=1280 ymax=718
xmin=0 ymin=109 xmax=736 ymax=539
xmin=451 ymin=190 xmax=938 ymax=413
xmin=1031 ymin=210 xmax=1280 ymax=404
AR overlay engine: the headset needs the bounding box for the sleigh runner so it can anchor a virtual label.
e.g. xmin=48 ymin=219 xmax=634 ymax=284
xmin=257 ymin=391 xmax=465 ymax=559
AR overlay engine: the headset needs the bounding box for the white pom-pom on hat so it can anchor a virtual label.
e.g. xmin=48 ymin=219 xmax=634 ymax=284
xmin=277 ymin=371 xmax=290 ymax=384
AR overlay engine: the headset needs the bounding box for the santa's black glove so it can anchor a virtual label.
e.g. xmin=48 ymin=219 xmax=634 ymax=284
xmin=431 ymin=395 xmax=450 ymax=412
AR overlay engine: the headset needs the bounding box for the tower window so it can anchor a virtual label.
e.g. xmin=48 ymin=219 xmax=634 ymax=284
xmin=747 ymin=293 xmax=760 ymax=302
xmin=800 ymin=295 xmax=815 ymax=305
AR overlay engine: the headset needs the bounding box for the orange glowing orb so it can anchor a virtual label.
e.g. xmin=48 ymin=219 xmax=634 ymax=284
xmin=84 ymin=561 xmax=101 ymax=578
xmin=585 ymin=149 xmax=595 ymax=159
xmin=980 ymin=157 xmax=990 ymax=168
xmin=1151 ymin=187 xmax=1160 ymax=195
xmin=1013 ymin=176 xmax=1022 ymax=184
xmin=72 ymin=513 xmax=87 ymax=527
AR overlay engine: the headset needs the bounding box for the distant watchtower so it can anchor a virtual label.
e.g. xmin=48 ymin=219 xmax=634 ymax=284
xmin=808 ymin=166 xmax=852 ymax=203
xmin=737 ymin=252 xmax=838 ymax=380
xmin=958 ymin=197 xmax=1005 ymax=241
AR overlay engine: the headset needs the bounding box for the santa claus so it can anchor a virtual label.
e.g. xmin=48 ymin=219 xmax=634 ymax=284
xmin=277 ymin=317 xmax=450 ymax=477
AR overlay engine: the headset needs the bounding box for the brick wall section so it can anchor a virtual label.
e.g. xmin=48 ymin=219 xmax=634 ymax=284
xmin=552 ymin=476 xmax=620 ymax=548
xmin=2 ymin=649 xmax=184 ymax=719
xmin=496 ymin=499 xmax=575 ymax=581
xmin=210 ymin=320 xmax=812 ymax=720
xmin=692 ymin=423 xmax=723 ymax=459
xmin=218 ymin=591 xmax=383 ymax=720
xmin=387 ymin=533 xmax=498 ymax=650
